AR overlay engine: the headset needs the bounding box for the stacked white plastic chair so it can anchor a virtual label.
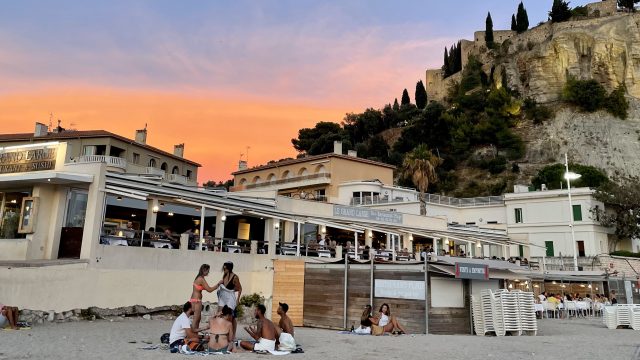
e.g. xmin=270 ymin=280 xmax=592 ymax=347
xmin=603 ymin=306 xmax=617 ymax=329
xmin=616 ymin=305 xmax=631 ymax=327
xmin=516 ymin=291 xmax=538 ymax=334
xmin=471 ymin=289 xmax=537 ymax=336
xmin=630 ymin=306 xmax=640 ymax=331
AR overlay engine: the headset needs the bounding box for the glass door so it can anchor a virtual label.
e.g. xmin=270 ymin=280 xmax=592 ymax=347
xmin=57 ymin=189 xmax=89 ymax=259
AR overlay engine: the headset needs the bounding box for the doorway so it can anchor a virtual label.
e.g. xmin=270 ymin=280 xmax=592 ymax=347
xmin=58 ymin=189 xmax=89 ymax=259
xmin=577 ymin=241 xmax=585 ymax=257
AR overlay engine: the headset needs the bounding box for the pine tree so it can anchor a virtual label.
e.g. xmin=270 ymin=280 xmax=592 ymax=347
xmin=516 ymin=2 xmax=529 ymax=33
xmin=443 ymin=47 xmax=450 ymax=76
xmin=393 ymin=98 xmax=400 ymax=111
xmin=618 ymin=0 xmax=639 ymax=11
xmin=415 ymin=80 xmax=428 ymax=109
xmin=485 ymin=12 xmax=494 ymax=47
xmin=549 ymin=0 xmax=572 ymax=22
xmin=401 ymin=89 xmax=411 ymax=106
xmin=511 ymin=14 xmax=517 ymax=31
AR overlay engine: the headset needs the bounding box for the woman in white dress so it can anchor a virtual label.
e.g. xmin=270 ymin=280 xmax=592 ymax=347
xmin=371 ymin=303 xmax=408 ymax=334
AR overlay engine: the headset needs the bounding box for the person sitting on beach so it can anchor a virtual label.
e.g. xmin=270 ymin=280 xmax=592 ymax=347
xmin=169 ymin=302 xmax=205 ymax=350
xmin=240 ymin=304 xmax=277 ymax=352
xmin=371 ymin=303 xmax=408 ymax=335
xmin=354 ymin=305 xmax=373 ymax=334
xmin=0 ymin=303 xmax=19 ymax=330
xmin=276 ymin=302 xmax=296 ymax=351
xmin=208 ymin=305 xmax=235 ymax=353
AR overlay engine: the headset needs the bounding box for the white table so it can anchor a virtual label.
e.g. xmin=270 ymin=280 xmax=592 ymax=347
xmin=281 ymin=247 xmax=297 ymax=256
xmin=106 ymin=237 xmax=128 ymax=246
xmin=151 ymin=240 xmax=172 ymax=248
xmin=535 ymin=304 xmax=544 ymax=312
xmin=317 ymin=249 xmax=332 ymax=258
xmin=226 ymin=245 xmax=242 ymax=253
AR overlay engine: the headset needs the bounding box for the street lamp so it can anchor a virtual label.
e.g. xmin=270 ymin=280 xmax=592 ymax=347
xmin=564 ymin=153 xmax=582 ymax=271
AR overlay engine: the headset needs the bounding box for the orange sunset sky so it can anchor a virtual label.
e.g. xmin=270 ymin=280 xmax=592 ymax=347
xmin=0 ymin=0 xmax=570 ymax=182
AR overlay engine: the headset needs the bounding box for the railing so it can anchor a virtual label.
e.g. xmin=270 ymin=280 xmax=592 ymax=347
xmin=165 ymin=173 xmax=190 ymax=185
xmin=232 ymin=172 xmax=331 ymax=191
xmin=424 ymin=193 xmax=504 ymax=207
xmin=350 ymin=195 xmax=416 ymax=206
xmin=145 ymin=167 xmax=165 ymax=176
xmin=75 ymin=155 xmax=127 ymax=170
xmin=530 ymin=256 xmax=599 ymax=271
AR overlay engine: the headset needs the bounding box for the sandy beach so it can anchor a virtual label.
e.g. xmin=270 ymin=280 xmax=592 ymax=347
xmin=1 ymin=317 xmax=639 ymax=360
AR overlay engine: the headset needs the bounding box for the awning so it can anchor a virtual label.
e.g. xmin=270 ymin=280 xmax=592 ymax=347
xmin=0 ymin=171 xmax=93 ymax=186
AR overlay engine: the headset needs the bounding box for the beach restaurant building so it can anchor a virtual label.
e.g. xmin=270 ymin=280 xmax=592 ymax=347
xmin=0 ymin=125 xmax=615 ymax=333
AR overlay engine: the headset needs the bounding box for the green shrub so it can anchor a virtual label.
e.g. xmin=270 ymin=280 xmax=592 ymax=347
xmin=605 ymin=85 xmax=628 ymax=120
xmin=239 ymin=293 xmax=265 ymax=308
xmin=563 ymin=77 xmax=607 ymax=112
xmin=571 ymin=5 xmax=589 ymax=18
xmin=610 ymin=250 xmax=640 ymax=258
xmin=531 ymin=163 xmax=609 ymax=190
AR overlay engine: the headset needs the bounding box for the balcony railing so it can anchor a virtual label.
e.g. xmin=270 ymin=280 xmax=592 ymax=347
xmin=75 ymin=155 xmax=127 ymax=170
xmin=424 ymin=193 xmax=504 ymax=207
xmin=145 ymin=167 xmax=165 ymax=176
xmin=232 ymin=173 xmax=331 ymax=191
xmin=165 ymin=173 xmax=190 ymax=185
xmin=350 ymin=195 xmax=416 ymax=206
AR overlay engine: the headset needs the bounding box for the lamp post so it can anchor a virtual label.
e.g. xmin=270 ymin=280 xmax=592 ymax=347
xmin=564 ymin=153 xmax=581 ymax=271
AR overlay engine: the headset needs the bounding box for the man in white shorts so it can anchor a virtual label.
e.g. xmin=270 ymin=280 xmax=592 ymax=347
xmin=240 ymin=304 xmax=276 ymax=352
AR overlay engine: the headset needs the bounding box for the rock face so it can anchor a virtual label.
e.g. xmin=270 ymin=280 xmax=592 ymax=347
xmin=521 ymin=98 xmax=640 ymax=179
xmin=503 ymin=14 xmax=640 ymax=103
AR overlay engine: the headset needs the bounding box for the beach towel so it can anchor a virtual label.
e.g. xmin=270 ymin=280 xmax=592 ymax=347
xmin=216 ymin=284 xmax=237 ymax=309
xmin=278 ymin=333 xmax=296 ymax=351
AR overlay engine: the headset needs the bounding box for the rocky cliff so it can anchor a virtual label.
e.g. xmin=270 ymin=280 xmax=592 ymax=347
xmin=501 ymin=14 xmax=640 ymax=103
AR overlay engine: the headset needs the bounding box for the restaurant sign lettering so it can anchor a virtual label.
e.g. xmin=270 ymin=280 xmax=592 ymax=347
xmin=333 ymin=205 xmax=403 ymax=224
xmin=0 ymin=146 xmax=57 ymax=174
xmin=455 ymin=262 xmax=489 ymax=280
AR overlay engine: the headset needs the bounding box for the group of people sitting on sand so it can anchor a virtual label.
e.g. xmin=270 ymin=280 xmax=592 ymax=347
xmin=167 ymin=262 xmax=296 ymax=354
xmin=354 ymin=304 xmax=408 ymax=335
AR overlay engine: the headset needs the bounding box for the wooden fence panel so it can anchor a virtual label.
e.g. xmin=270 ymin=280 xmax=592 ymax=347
xmin=272 ymin=259 xmax=305 ymax=326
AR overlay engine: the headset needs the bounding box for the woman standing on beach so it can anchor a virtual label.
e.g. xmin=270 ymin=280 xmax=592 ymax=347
xmin=217 ymin=261 xmax=242 ymax=338
xmin=190 ymin=264 xmax=220 ymax=331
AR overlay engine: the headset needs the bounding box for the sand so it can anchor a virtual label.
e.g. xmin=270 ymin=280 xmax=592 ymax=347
xmin=1 ymin=317 xmax=639 ymax=360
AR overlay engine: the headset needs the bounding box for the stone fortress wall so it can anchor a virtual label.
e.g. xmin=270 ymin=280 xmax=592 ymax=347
xmin=425 ymin=0 xmax=622 ymax=102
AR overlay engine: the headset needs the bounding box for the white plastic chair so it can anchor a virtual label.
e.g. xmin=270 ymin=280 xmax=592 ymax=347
xmin=543 ymin=301 xmax=558 ymax=318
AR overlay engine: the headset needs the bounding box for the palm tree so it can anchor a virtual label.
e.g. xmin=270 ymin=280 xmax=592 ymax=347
xmin=401 ymin=144 xmax=442 ymax=215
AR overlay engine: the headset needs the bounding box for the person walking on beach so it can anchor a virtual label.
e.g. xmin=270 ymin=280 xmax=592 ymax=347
xmin=240 ymin=304 xmax=277 ymax=352
xmin=190 ymin=264 xmax=219 ymax=331
xmin=217 ymin=261 xmax=242 ymax=338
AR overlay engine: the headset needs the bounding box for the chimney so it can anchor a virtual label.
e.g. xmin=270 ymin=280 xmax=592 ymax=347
xmin=135 ymin=128 xmax=147 ymax=144
xmin=173 ymin=143 xmax=185 ymax=158
xmin=347 ymin=149 xmax=358 ymax=157
xmin=238 ymin=160 xmax=248 ymax=170
xmin=34 ymin=122 xmax=48 ymax=137
xmin=333 ymin=141 xmax=343 ymax=155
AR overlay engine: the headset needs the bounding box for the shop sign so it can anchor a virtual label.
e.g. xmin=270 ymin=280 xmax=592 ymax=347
xmin=374 ymin=279 xmax=425 ymax=300
xmin=333 ymin=205 xmax=403 ymax=224
xmin=0 ymin=146 xmax=57 ymax=174
xmin=455 ymin=262 xmax=489 ymax=280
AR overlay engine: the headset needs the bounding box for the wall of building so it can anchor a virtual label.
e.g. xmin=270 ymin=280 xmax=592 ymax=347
xmin=0 ymin=248 xmax=275 ymax=313
xmin=425 ymin=69 xmax=462 ymax=103
xmin=587 ymin=0 xmax=617 ymax=16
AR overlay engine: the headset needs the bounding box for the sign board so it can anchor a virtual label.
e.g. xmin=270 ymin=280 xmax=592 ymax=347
xmin=455 ymin=262 xmax=489 ymax=280
xmin=333 ymin=205 xmax=403 ymax=224
xmin=374 ymin=279 xmax=425 ymax=300
xmin=0 ymin=146 xmax=57 ymax=174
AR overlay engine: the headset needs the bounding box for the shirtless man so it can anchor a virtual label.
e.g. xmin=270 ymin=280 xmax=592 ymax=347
xmin=208 ymin=305 xmax=235 ymax=353
xmin=240 ymin=304 xmax=276 ymax=352
xmin=276 ymin=302 xmax=294 ymax=337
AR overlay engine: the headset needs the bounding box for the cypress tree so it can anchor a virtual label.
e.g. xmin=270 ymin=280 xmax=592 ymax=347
xmin=511 ymin=14 xmax=517 ymax=31
xmin=454 ymin=41 xmax=462 ymax=73
xmin=393 ymin=98 xmax=400 ymax=111
xmin=549 ymin=0 xmax=572 ymax=22
xmin=618 ymin=0 xmax=639 ymax=12
xmin=516 ymin=2 xmax=529 ymax=33
xmin=443 ymin=47 xmax=450 ymax=76
xmin=485 ymin=12 xmax=494 ymax=47
xmin=415 ymin=80 xmax=428 ymax=109
xmin=401 ymin=89 xmax=411 ymax=106
xmin=448 ymin=45 xmax=456 ymax=75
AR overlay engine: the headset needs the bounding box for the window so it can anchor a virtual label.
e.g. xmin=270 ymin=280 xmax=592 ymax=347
xmin=132 ymin=153 xmax=140 ymax=164
xmin=572 ymin=204 xmax=582 ymax=221
xmin=148 ymin=158 xmax=157 ymax=168
xmin=518 ymin=245 xmax=524 ymax=257
xmin=594 ymin=205 xmax=600 ymax=221
xmin=83 ymin=145 xmax=96 ymax=156
xmin=545 ymin=241 xmax=554 ymax=257
xmin=514 ymin=208 xmax=523 ymax=223
xmin=172 ymin=166 xmax=180 ymax=175
xmin=186 ymin=170 xmax=193 ymax=179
